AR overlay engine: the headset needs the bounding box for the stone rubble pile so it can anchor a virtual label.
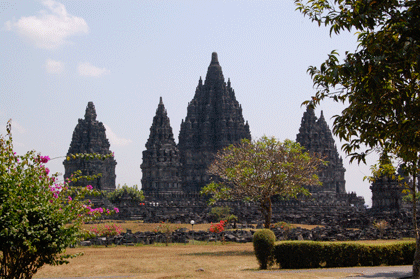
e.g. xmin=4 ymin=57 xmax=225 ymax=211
xmin=80 ymin=221 xmax=413 ymax=247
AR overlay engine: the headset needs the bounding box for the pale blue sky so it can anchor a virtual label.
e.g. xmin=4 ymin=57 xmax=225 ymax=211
xmin=0 ymin=0 xmax=378 ymax=206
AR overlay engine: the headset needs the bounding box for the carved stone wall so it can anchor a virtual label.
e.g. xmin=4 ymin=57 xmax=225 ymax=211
xmin=63 ymin=102 xmax=117 ymax=191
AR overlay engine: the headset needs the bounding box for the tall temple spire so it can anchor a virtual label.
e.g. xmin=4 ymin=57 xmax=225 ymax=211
xmin=204 ymin=52 xmax=225 ymax=87
xmin=178 ymin=52 xmax=251 ymax=192
xmin=145 ymin=97 xmax=175 ymax=149
xmin=64 ymin=102 xmax=116 ymax=191
xmin=141 ymin=97 xmax=183 ymax=198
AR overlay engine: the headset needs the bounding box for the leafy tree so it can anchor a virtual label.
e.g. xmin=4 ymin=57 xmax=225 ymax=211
xmin=106 ymin=184 xmax=145 ymax=203
xmin=0 ymin=121 xmax=117 ymax=279
xmin=201 ymin=136 xmax=323 ymax=229
xmin=295 ymin=0 xmax=420 ymax=276
xmin=210 ymin=206 xmax=231 ymax=221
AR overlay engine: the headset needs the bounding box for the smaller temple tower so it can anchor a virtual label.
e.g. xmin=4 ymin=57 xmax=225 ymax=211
xmin=296 ymin=108 xmax=346 ymax=194
xmin=370 ymin=155 xmax=403 ymax=211
xmin=141 ymin=97 xmax=183 ymax=198
xmin=63 ymin=102 xmax=117 ymax=191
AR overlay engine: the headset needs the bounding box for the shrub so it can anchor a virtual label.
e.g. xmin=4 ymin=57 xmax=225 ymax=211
xmin=154 ymin=221 xmax=179 ymax=246
xmin=274 ymin=241 xmax=415 ymax=269
xmin=253 ymin=229 xmax=276 ymax=269
xmin=106 ymin=184 xmax=144 ymax=203
xmin=373 ymin=220 xmax=389 ymax=239
xmin=89 ymin=223 xmax=122 ymax=237
xmin=210 ymin=206 xmax=231 ymax=221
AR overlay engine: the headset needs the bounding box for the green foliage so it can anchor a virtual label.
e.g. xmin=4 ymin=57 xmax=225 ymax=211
xmin=274 ymin=241 xmax=415 ymax=269
xmin=295 ymin=1 xmax=420 ymax=273
xmin=226 ymin=214 xmax=238 ymax=223
xmin=0 ymin=121 xmax=116 ymax=278
xmin=106 ymin=184 xmax=145 ymax=203
xmin=295 ymin=0 xmax=420 ymax=163
xmin=201 ymin=136 xmax=324 ymax=228
xmin=210 ymin=206 xmax=231 ymax=221
xmin=253 ymin=229 xmax=276 ymax=269
xmin=154 ymin=221 xmax=179 ymax=246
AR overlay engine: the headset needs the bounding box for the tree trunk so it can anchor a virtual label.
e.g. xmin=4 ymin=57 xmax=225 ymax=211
xmin=413 ymin=173 xmax=420 ymax=279
xmin=261 ymin=197 xmax=272 ymax=229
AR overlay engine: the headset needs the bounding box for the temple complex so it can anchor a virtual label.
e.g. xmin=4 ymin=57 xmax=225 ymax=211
xmin=64 ymin=53 xmax=371 ymax=223
xmin=63 ymin=102 xmax=117 ymax=191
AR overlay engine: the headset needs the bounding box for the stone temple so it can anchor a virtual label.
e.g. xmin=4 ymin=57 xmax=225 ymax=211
xmin=296 ymin=108 xmax=346 ymax=194
xmin=141 ymin=52 xmax=251 ymax=197
xmin=140 ymin=97 xmax=183 ymax=198
xmin=178 ymin=52 xmax=251 ymax=193
xmin=140 ymin=52 xmax=358 ymax=203
xmin=63 ymin=102 xmax=117 ymax=191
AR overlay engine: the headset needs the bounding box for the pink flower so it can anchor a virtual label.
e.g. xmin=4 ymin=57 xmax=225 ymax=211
xmin=68 ymin=196 xmax=72 ymax=201
xmin=45 ymin=168 xmax=50 ymax=175
xmin=39 ymin=156 xmax=50 ymax=163
xmin=114 ymin=207 xmax=119 ymax=213
xmin=86 ymin=185 xmax=93 ymax=190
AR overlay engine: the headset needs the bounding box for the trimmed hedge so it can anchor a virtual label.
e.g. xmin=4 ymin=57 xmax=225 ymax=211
xmin=274 ymin=241 xmax=415 ymax=269
xmin=253 ymin=229 xmax=276 ymax=269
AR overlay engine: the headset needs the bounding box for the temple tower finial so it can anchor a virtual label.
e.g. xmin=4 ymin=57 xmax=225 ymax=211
xmin=85 ymin=101 xmax=97 ymax=122
xmin=211 ymin=52 xmax=219 ymax=65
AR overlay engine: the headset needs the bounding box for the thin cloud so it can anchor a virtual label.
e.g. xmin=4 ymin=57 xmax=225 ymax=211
xmin=4 ymin=0 xmax=88 ymax=50
xmin=104 ymin=124 xmax=133 ymax=147
xmin=45 ymin=59 xmax=64 ymax=74
xmin=78 ymin=62 xmax=110 ymax=77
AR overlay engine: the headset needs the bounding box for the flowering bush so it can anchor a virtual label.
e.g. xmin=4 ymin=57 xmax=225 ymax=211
xmin=89 ymin=223 xmax=123 ymax=237
xmin=210 ymin=220 xmax=227 ymax=243
xmin=209 ymin=220 xmax=227 ymax=233
xmin=0 ymin=121 xmax=118 ymax=279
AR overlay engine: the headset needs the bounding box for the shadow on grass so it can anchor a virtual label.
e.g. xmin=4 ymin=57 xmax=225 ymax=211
xmin=184 ymin=250 xmax=255 ymax=257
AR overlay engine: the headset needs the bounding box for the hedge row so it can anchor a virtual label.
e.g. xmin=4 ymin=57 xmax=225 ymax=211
xmin=274 ymin=241 xmax=415 ymax=269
